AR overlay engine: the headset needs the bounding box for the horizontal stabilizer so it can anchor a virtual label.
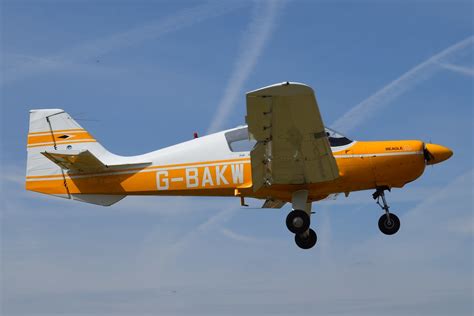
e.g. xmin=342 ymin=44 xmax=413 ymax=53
xmin=71 ymin=194 xmax=126 ymax=206
xmin=41 ymin=149 xmax=151 ymax=173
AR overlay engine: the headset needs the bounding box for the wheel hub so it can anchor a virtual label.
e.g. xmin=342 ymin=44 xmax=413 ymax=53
xmin=292 ymin=217 xmax=304 ymax=228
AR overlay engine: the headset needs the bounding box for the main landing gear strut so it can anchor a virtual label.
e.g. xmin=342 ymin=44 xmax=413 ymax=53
xmin=286 ymin=190 xmax=317 ymax=249
xmin=373 ymin=187 xmax=400 ymax=235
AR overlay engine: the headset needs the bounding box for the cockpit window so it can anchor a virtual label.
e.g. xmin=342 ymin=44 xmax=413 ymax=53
xmin=225 ymin=127 xmax=256 ymax=152
xmin=325 ymin=127 xmax=353 ymax=147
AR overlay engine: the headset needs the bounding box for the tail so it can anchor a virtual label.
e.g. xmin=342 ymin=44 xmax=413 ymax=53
xmin=26 ymin=109 xmax=149 ymax=206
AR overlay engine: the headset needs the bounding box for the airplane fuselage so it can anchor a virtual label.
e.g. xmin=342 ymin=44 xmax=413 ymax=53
xmin=25 ymin=85 xmax=453 ymax=249
xmin=26 ymin=128 xmax=429 ymax=203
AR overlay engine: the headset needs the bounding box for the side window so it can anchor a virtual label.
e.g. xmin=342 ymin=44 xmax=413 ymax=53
xmin=225 ymin=127 xmax=256 ymax=152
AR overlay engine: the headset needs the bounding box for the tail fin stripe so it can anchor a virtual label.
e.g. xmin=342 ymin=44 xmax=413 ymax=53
xmin=28 ymin=128 xmax=85 ymax=136
xmin=28 ymin=130 xmax=88 ymax=137
xmin=27 ymin=139 xmax=97 ymax=148
xmin=28 ymin=132 xmax=95 ymax=145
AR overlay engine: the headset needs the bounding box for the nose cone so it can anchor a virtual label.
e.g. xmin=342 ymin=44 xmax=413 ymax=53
xmin=425 ymin=143 xmax=453 ymax=165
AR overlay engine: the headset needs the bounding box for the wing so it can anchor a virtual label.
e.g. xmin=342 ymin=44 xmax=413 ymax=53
xmin=42 ymin=149 xmax=151 ymax=173
xmin=246 ymin=82 xmax=339 ymax=191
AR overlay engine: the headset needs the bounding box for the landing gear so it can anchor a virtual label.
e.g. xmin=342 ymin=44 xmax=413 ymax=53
xmin=295 ymin=228 xmax=317 ymax=249
xmin=373 ymin=187 xmax=400 ymax=235
xmin=287 ymin=190 xmax=317 ymax=249
xmin=378 ymin=213 xmax=400 ymax=235
xmin=286 ymin=210 xmax=310 ymax=234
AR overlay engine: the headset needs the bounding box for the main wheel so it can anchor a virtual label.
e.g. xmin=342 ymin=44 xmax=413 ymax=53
xmin=378 ymin=213 xmax=400 ymax=235
xmin=295 ymin=228 xmax=317 ymax=249
xmin=286 ymin=210 xmax=310 ymax=234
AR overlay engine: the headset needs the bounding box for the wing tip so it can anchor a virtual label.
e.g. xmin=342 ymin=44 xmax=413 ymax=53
xmin=247 ymin=81 xmax=314 ymax=96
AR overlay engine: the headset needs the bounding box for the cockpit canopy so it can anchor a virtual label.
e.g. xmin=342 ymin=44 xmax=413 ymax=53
xmin=225 ymin=126 xmax=353 ymax=152
xmin=325 ymin=127 xmax=353 ymax=147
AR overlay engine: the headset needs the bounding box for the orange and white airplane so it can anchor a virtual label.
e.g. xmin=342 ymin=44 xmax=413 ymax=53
xmin=26 ymin=82 xmax=453 ymax=249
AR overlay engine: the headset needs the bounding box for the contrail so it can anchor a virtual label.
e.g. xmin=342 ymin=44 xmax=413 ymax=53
xmin=331 ymin=36 xmax=474 ymax=134
xmin=437 ymin=62 xmax=474 ymax=77
xmin=138 ymin=208 xmax=236 ymax=282
xmin=219 ymin=227 xmax=261 ymax=244
xmin=206 ymin=0 xmax=285 ymax=134
xmin=1 ymin=1 xmax=246 ymax=85
xmin=135 ymin=3 xmax=285 ymax=277
xmin=154 ymin=0 xmax=286 ymax=262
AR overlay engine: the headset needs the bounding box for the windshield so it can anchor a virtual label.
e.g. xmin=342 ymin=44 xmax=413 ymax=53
xmin=325 ymin=127 xmax=353 ymax=147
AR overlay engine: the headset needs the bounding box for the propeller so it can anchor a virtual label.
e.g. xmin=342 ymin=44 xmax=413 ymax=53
xmin=423 ymin=142 xmax=435 ymax=165
xmin=423 ymin=142 xmax=453 ymax=165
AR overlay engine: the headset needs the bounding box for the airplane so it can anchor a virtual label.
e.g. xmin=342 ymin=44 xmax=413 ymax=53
xmin=25 ymin=82 xmax=453 ymax=249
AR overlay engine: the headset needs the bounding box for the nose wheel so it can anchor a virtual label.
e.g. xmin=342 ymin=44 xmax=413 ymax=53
xmin=378 ymin=213 xmax=400 ymax=235
xmin=373 ymin=187 xmax=400 ymax=235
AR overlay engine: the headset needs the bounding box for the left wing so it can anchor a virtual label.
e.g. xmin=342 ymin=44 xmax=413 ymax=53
xmin=246 ymin=82 xmax=339 ymax=192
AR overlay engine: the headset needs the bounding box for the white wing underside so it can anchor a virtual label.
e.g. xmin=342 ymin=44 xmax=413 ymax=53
xmin=246 ymin=82 xmax=339 ymax=192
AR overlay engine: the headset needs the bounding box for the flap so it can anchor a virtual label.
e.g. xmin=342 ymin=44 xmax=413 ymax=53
xmin=262 ymin=199 xmax=287 ymax=209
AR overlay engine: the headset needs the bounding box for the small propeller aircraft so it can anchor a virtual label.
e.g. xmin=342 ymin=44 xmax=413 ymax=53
xmin=26 ymin=82 xmax=453 ymax=249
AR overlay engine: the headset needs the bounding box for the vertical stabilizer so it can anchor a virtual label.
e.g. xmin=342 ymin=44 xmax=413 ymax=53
xmin=25 ymin=109 xmax=126 ymax=206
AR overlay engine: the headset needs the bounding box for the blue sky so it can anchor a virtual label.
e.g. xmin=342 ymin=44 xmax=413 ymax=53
xmin=1 ymin=0 xmax=473 ymax=315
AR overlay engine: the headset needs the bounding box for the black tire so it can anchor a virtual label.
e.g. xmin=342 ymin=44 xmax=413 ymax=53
xmin=295 ymin=228 xmax=317 ymax=249
xmin=378 ymin=213 xmax=400 ymax=235
xmin=286 ymin=210 xmax=310 ymax=234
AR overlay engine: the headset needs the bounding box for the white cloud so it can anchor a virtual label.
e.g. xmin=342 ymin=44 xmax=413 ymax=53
xmin=206 ymin=0 xmax=285 ymax=133
xmin=331 ymin=36 xmax=474 ymax=134
xmin=219 ymin=227 xmax=261 ymax=244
